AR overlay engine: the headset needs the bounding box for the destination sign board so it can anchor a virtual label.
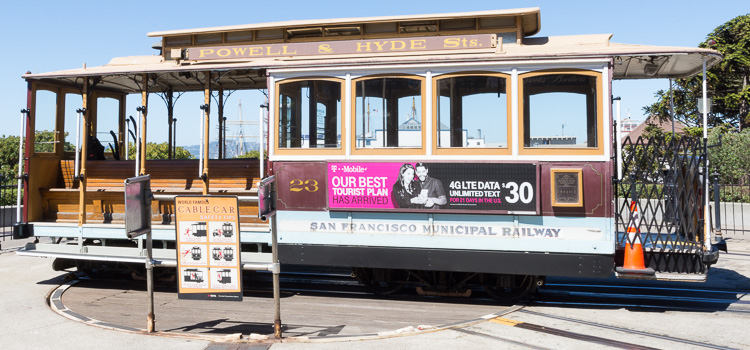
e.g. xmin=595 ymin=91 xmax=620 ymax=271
xmin=187 ymin=34 xmax=496 ymax=60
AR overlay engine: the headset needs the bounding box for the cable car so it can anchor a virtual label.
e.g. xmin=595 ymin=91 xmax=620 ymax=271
xmin=15 ymin=8 xmax=725 ymax=301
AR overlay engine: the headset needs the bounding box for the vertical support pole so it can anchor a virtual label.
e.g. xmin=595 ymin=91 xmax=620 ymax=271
xmin=271 ymin=205 xmax=282 ymax=338
xmin=669 ymin=79 xmax=675 ymax=135
xmin=702 ymin=58 xmax=708 ymax=139
xmin=17 ymin=109 xmax=29 ymax=223
xmin=119 ymin=95 xmax=126 ymax=160
xmin=23 ymin=82 xmax=33 ymax=223
xmin=511 ymin=68 xmax=519 ymax=157
xmin=199 ymin=108 xmax=205 ymax=178
xmin=267 ymin=74 xmax=276 ymax=161
xmin=701 ymin=57 xmax=712 ymax=248
xmin=167 ymin=89 xmax=174 ymax=160
xmin=713 ymin=172 xmax=721 ymax=233
xmin=218 ymin=87 xmax=224 ymax=159
xmin=344 ymin=73 xmax=351 ymax=157
xmin=202 ymin=72 xmax=211 ymax=195
xmin=125 ymin=117 xmax=130 ymax=161
xmin=146 ymin=230 xmax=155 ymax=332
xmin=173 ymin=118 xmax=177 ymax=159
xmin=140 ymin=74 xmax=148 ymax=176
xmin=614 ymin=97 xmax=622 ymax=180
xmin=425 ymin=71 xmax=433 ymax=154
xmin=361 ymin=79 xmax=366 ymax=146
xmin=667 ymin=78 xmax=678 ymax=232
xmin=74 ymin=109 xmax=83 ymax=178
xmin=135 ymin=107 xmax=144 ymax=176
xmin=259 ymin=103 xmax=265 ymax=177
xmin=55 ymin=91 xmax=66 ymax=157
xmin=78 ymin=77 xmax=89 ymax=226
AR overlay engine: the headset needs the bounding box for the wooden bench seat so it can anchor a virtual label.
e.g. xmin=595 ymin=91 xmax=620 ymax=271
xmin=42 ymin=159 xmax=265 ymax=225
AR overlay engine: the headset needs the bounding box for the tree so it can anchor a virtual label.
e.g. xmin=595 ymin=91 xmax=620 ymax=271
xmin=126 ymin=142 xmax=194 ymax=160
xmin=1 ymin=131 xmax=73 ymax=184
xmin=0 ymin=135 xmax=21 ymax=185
xmin=0 ymin=135 xmax=22 ymax=205
xmin=644 ymin=14 xmax=750 ymax=130
xmin=708 ymin=127 xmax=750 ymax=185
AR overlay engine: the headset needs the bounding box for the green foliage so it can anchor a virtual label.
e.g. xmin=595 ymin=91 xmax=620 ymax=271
xmin=235 ymin=150 xmax=266 ymax=159
xmin=126 ymin=142 xmax=194 ymax=160
xmin=708 ymin=127 xmax=750 ymax=185
xmin=0 ymin=135 xmax=22 ymax=205
xmin=716 ymin=185 xmax=750 ymax=203
xmin=0 ymin=135 xmax=21 ymax=183
xmin=644 ymin=14 xmax=750 ymax=130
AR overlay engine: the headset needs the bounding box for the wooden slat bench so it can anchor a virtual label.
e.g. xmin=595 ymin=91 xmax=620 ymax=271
xmin=41 ymin=159 xmax=265 ymax=225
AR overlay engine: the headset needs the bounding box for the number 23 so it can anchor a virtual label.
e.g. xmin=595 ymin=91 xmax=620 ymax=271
xmin=290 ymin=179 xmax=319 ymax=192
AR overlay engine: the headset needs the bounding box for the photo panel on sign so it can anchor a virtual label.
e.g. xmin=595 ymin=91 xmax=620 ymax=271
xmin=180 ymin=221 xmax=208 ymax=243
xmin=211 ymin=268 xmax=239 ymax=290
xmin=179 ymin=244 xmax=208 ymax=266
xmin=210 ymin=244 xmax=236 ymax=266
xmin=181 ymin=267 xmax=209 ymax=289
xmin=208 ymin=221 xmax=236 ymax=243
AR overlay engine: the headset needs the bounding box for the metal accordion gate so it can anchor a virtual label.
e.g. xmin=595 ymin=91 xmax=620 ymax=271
xmin=615 ymin=135 xmax=714 ymax=276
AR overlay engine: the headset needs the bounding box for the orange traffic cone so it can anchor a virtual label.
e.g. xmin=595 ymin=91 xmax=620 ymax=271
xmin=617 ymin=201 xmax=655 ymax=276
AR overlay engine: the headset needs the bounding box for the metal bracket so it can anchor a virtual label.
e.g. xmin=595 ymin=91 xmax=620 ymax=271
xmin=199 ymin=103 xmax=210 ymax=114
xmin=270 ymin=262 xmax=281 ymax=274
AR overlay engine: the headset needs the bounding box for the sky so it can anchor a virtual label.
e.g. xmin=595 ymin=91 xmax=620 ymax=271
xmin=0 ymin=0 xmax=746 ymax=146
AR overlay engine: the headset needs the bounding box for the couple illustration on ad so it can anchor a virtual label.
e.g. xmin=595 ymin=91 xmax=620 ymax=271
xmin=392 ymin=163 xmax=447 ymax=209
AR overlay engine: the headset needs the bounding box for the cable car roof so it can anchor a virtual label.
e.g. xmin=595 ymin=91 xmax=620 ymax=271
xmin=23 ymin=9 xmax=721 ymax=92
xmin=146 ymin=8 xmax=542 ymax=38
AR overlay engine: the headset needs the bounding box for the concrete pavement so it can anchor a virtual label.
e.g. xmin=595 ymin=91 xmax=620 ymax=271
xmin=2 ymin=235 xmax=749 ymax=349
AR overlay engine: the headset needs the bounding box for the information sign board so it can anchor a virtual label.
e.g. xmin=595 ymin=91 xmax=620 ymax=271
xmin=175 ymin=196 xmax=242 ymax=301
xmin=124 ymin=175 xmax=151 ymax=239
xmin=258 ymin=175 xmax=276 ymax=220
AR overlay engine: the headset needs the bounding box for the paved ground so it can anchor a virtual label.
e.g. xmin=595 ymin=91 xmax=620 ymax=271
xmin=2 ymin=235 xmax=749 ymax=349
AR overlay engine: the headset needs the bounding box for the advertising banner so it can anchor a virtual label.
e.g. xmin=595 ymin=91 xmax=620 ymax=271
xmin=175 ymin=196 xmax=242 ymax=301
xmin=327 ymin=162 xmax=537 ymax=213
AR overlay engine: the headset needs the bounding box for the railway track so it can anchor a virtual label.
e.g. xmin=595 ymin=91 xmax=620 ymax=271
xmin=535 ymin=280 xmax=750 ymax=314
xmin=239 ymin=269 xmax=750 ymax=312
xmin=59 ymin=268 xmax=749 ymax=348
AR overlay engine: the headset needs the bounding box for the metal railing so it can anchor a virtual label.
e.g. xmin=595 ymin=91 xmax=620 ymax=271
xmin=1 ymin=175 xmax=20 ymax=241
xmin=615 ymin=135 xmax=708 ymax=274
xmin=712 ymin=182 xmax=749 ymax=236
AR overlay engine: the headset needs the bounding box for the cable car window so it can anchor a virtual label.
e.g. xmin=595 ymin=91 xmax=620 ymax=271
xmin=436 ymin=75 xmax=508 ymax=148
xmin=522 ymin=73 xmax=598 ymax=149
xmin=63 ymin=93 xmax=82 ymax=155
xmin=95 ymin=96 xmax=120 ymax=152
xmin=34 ymin=89 xmax=58 ymax=153
xmin=355 ymin=77 xmax=423 ymax=148
xmin=278 ymin=79 xmax=342 ymax=149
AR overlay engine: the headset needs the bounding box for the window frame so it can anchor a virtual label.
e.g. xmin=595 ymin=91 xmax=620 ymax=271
xmin=432 ymin=71 xmax=512 ymax=156
xmin=518 ymin=69 xmax=603 ymax=156
xmin=350 ymin=74 xmax=427 ymax=156
xmin=31 ymin=85 xmax=62 ymax=156
xmin=273 ymin=76 xmax=346 ymax=156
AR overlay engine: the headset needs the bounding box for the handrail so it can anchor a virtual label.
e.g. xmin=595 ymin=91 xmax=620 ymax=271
xmin=17 ymin=109 xmax=29 ymax=224
xmin=135 ymin=106 xmax=144 ymax=176
xmin=74 ymin=108 xmax=83 ymax=179
xmin=152 ymin=194 xmax=258 ymax=203
xmin=614 ymin=97 xmax=622 ymax=180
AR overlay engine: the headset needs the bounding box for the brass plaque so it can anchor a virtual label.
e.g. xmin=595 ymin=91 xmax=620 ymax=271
xmin=551 ymin=169 xmax=582 ymax=207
